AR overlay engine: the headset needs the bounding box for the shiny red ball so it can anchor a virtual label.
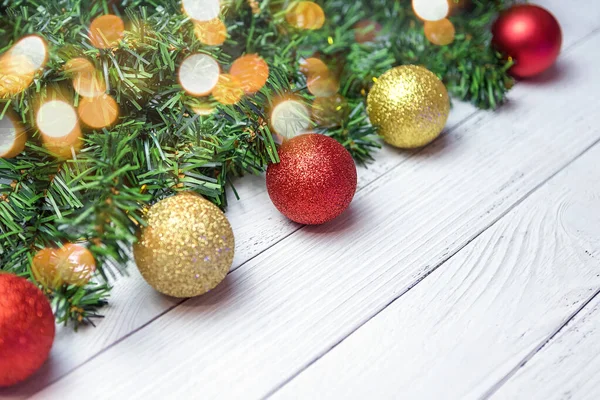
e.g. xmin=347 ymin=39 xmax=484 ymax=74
xmin=0 ymin=274 xmax=55 ymax=387
xmin=267 ymin=134 xmax=357 ymax=225
xmin=492 ymin=4 xmax=562 ymax=78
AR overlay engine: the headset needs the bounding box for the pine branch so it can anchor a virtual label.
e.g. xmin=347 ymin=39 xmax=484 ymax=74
xmin=0 ymin=0 xmax=515 ymax=327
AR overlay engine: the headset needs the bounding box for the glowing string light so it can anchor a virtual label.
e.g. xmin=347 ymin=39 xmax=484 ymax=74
xmin=0 ymin=35 xmax=47 ymax=97
xmin=230 ymin=54 xmax=269 ymax=94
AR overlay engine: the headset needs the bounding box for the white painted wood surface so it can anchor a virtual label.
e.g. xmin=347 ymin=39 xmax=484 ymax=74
xmin=2 ymin=1 xmax=600 ymax=399
xmin=272 ymin=122 xmax=600 ymax=400
xmin=495 ymin=295 xmax=600 ymax=400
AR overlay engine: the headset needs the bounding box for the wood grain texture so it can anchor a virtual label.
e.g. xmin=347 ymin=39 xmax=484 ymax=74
xmin=273 ymin=121 xmax=600 ymax=400
xmin=28 ymin=4 xmax=600 ymax=398
xmin=494 ymin=272 xmax=600 ymax=396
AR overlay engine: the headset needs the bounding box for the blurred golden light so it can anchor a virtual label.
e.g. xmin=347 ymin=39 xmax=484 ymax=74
xmin=354 ymin=20 xmax=382 ymax=43
xmin=78 ymin=94 xmax=119 ymax=128
xmin=37 ymin=100 xmax=82 ymax=158
xmin=183 ymin=0 xmax=221 ymax=22
xmin=285 ymin=1 xmax=325 ymax=30
xmin=424 ymin=18 xmax=456 ymax=46
xmin=0 ymin=35 xmax=47 ymax=98
xmin=212 ymin=74 xmax=244 ymax=105
xmin=230 ymin=54 xmax=269 ymax=94
xmin=307 ymin=74 xmax=339 ymax=98
xmin=299 ymin=57 xmax=329 ymax=78
xmin=10 ymin=35 xmax=48 ymax=72
xmin=194 ymin=18 xmax=227 ymax=46
xmin=0 ymin=113 xmax=27 ymax=158
xmin=412 ymin=0 xmax=449 ymax=21
xmin=270 ymin=99 xmax=310 ymax=139
xmin=64 ymin=58 xmax=95 ymax=74
xmin=73 ymin=69 xmax=106 ymax=98
xmin=89 ymin=15 xmax=125 ymax=49
xmin=192 ymin=103 xmax=216 ymax=116
xmin=311 ymin=94 xmax=349 ymax=128
xmin=178 ymin=54 xmax=220 ymax=96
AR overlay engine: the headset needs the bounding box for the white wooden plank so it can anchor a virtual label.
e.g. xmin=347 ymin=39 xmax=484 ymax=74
xmin=0 ymin=32 xmax=481 ymax=400
xmin=272 ymin=123 xmax=600 ymax=400
xmin=493 ymin=290 xmax=600 ymax=398
xmin=29 ymin=14 xmax=600 ymax=400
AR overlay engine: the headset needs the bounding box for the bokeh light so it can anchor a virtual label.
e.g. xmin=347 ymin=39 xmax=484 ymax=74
xmin=354 ymin=20 xmax=382 ymax=43
xmin=89 ymin=15 xmax=125 ymax=49
xmin=183 ymin=0 xmax=221 ymax=22
xmin=0 ymin=35 xmax=47 ymax=97
xmin=285 ymin=1 xmax=325 ymax=30
xmin=307 ymin=74 xmax=339 ymax=98
xmin=0 ymin=113 xmax=26 ymax=158
xmin=212 ymin=74 xmax=244 ymax=105
xmin=36 ymin=100 xmax=82 ymax=158
xmin=178 ymin=54 xmax=220 ymax=96
xmin=424 ymin=18 xmax=456 ymax=46
xmin=73 ymin=69 xmax=106 ymax=98
xmin=299 ymin=57 xmax=329 ymax=78
xmin=78 ymin=94 xmax=119 ymax=128
xmin=64 ymin=58 xmax=95 ymax=74
xmin=230 ymin=54 xmax=269 ymax=94
xmin=9 ymin=35 xmax=48 ymax=72
xmin=311 ymin=94 xmax=349 ymax=128
xmin=412 ymin=0 xmax=449 ymax=21
xmin=194 ymin=18 xmax=227 ymax=46
xmin=270 ymin=98 xmax=310 ymax=139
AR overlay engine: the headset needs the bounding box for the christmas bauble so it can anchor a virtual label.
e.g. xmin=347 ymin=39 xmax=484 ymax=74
xmin=492 ymin=4 xmax=562 ymax=78
xmin=266 ymin=134 xmax=357 ymax=225
xmin=133 ymin=192 xmax=235 ymax=298
xmin=367 ymin=65 xmax=449 ymax=148
xmin=0 ymin=274 xmax=55 ymax=387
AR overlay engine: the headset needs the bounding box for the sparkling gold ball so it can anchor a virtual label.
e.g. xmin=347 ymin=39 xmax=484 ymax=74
xmin=367 ymin=65 xmax=450 ymax=149
xmin=133 ymin=192 xmax=235 ymax=298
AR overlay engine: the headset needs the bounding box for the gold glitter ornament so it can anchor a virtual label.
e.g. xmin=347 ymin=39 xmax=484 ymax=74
xmin=133 ymin=192 xmax=234 ymax=298
xmin=367 ymin=65 xmax=449 ymax=149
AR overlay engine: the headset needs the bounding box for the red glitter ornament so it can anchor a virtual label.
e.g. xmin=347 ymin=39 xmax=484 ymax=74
xmin=492 ymin=4 xmax=562 ymax=78
xmin=0 ymin=274 xmax=55 ymax=387
xmin=266 ymin=134 xmax=357 ymax=225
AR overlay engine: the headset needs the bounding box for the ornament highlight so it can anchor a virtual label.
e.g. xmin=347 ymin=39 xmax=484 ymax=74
xmin=0 ymin=274 xmax=55 ymax=387
xmin=178 ymin=54 xmax=221 ymax=96
xmin=133 ymin=192 xmax=235 ymax=298
xmin=266 ymin=134 xmax=357 ymax=225
xmin=492 ymin=4 xmax=562 ymax=78
xmin=367 ymin=65 xmax=449 ymax=148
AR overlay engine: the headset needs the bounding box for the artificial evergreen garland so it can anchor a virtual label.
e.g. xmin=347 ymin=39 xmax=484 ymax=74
xmin=0 ymin=0 xmax=516 ymax=327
